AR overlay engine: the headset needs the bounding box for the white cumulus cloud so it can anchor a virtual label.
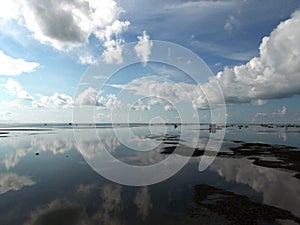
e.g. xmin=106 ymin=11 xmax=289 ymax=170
xmin=0 ymin=0 xmax=21 ymax=21
xmin=253 ymin=106 xmax=288 ymax=122
xmin=102 ymin=43 xmax=124 ymax=64
xmin=131 ymin=99 xmax=151 ymax=111
xmin=2 ymin=78 xmax=34 ymax=101
xmin=75 ymin=87 xmax=121 ymax=109
xmin=110 ymin=77 xmax=208 ymax=109
xmin=164 ymin=104 xmax=174 ymax=111
xmin=75 ymin=87 xmax=99 ymax=106
xmin=78 ymin=54 xmax=98 ymax=65
xmin=1 ymin=99 xmax=21 ymax=108
xmin=277 ymin=106 xmax=287 ymax=116
xmin=134 ymin=31 xmax=153 ymax=65
xmin=0 ymin=51 xmax=39 ymax=76
xmin=0 ymin=111 xmax=13 ymax=117
xmin=212 ymin=9 xmax=300 ymax=105
xmin=1 ymin=79 xmax=74 ymax=108
xmin=32 ymin=92 xmax=74 ymax=108
xmin=0 ymin=0 xmax=130 ymax=63
xmin=101 ymin=94 xmax=121 ymax=109
xmin=148 ymin=97 xmax=164 ymax=105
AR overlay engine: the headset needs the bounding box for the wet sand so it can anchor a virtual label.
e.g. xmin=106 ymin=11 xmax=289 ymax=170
xmin=189 ymin=184 xmax=300 ymax=224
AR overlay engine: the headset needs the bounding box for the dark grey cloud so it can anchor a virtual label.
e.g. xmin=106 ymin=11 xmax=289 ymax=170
xmin=1 ymin=0 xmax=130 ymax=56
xmin=26 ymin=0 xmax=88 ymax=44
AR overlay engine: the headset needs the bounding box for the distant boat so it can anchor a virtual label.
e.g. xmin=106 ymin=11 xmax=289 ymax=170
xmin=209 ymin=124 xmax=216 ymax=133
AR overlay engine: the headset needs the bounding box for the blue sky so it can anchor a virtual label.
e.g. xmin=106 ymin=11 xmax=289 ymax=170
xmin=0 ymin=0 xmax=299 ymax=123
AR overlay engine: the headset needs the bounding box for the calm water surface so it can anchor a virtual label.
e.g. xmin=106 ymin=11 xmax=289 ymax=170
xmin=0 ymin=124 xmax=299 ymax=224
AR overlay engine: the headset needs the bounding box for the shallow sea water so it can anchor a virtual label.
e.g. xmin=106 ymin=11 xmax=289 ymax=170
xmin=0 ymin=124 xmax=299 ymax=225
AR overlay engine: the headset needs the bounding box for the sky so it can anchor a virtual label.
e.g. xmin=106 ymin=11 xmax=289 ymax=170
xmin=0 ymin=0 xmax=299 ymax=123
